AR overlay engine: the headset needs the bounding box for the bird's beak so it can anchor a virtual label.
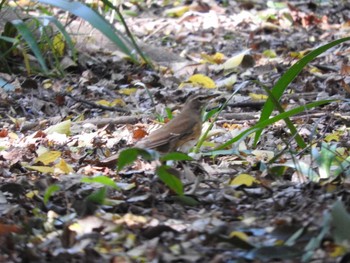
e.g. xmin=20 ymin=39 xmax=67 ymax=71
xmin=205 ymin=93 xmax=221 ymax=101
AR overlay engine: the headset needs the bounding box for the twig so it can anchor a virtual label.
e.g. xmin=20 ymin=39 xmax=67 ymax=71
xmin=65 ymin=93 xmax=130 ymax=113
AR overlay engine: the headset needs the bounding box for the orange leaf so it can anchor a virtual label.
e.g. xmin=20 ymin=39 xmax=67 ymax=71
xmin=133 ymin=127 xmax=148 ymax=140
xmin=0 ymin=223 xmax=21 ymax=235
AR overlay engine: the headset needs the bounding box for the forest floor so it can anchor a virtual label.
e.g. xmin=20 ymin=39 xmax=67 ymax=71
xmin=1 ymin=1 xmax=350 ymax=262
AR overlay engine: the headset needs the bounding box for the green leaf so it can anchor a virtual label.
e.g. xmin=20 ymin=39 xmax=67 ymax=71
xmin=86 ymin=187 xmax=107 ymax=205
xmin=165 ymin=107 xmax=173 ymax=120
xmin=11 ymin=19 xmax=49 ymax=73
xmin=260 ymin=82 xmax=306 ymax=148
xmin=117 ymin=148 xmax=158 ymax=171
xmin=39 ymin=15 xmax=77 ymax=60
xmin=330 ymin=200 xmax=350 ymax=243
xmin=172 ymin=195 xmax=200 ymax=206
xmin=43 ymin=184 xmax=60 ymax=205
xmin=160 ymin=152 xmax=193 ymax=162
xmin=254 ymin=37 xmax=350 ymax=146
xmin=37 ymin=0 xmax=138 ymax=63
xmin=313 ymin=143 xmax=337 ymax=179
xmin=156 ymin=165 xmax=184 ymax=195
xmin=216 ymin=99 xmax=334 ymax=150
xmin=81 ymin=175 xmax=120 ymax=190
xmin=203 ymin=107 xmax=220 ymax=122
xmin=273 ymin=160 xmax=319 ymax=182
xmin=195 ymin=81 xmax=249 ymax=153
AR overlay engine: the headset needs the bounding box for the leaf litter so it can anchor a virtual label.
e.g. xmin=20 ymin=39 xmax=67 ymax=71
xmin=1 ymin=1 xmax=350 ymax=262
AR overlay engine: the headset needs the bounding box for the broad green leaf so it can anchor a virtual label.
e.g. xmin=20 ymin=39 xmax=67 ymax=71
xmin=156 ymin=165 xmax=184 ymax=195
xmin=330 ymin=201 xmax=350 ymax=243
xmin=172 ymin=195 xmax=199 ymax=206
xmin=81 ymin=175 xmax=120 ymax=190
xmin=117 ymin=148 xmax=158 ymax=171
xmin=160 ymin=152 xmax=193 ymax=162
xmin=314 ymin=143 xmax=337 ymax=179
xmin=86 ymin=187 xmax=107 ymax=204
xmin=273 ymin=160 xmax=319 ymax=182
xmin=43 ymin=184 xmax=60 ymax=205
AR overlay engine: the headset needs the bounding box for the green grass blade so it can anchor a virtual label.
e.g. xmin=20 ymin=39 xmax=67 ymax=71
xmin=37 ymin=0 xmax=138 ymax=63
xmin=39 ymin=15 xmax=78 ymax=61
xmin=215 ymin=99 xmax=334 ymax=151
xmin=100 ymin=0 xmax=153 ymax=67
xmin=254 ymin=37 xmax=350 ymax=145
xmin=11 ymin=19 xmax=49 ymax=73
xmin=261 ymin=83 xmax=306 ymax=148
xmin=194 ymin=81 xmax=249 ymax=153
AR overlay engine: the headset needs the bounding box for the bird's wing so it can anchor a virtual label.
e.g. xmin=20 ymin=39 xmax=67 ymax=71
xmin=135 ymin=117 xmax=195 ymax=150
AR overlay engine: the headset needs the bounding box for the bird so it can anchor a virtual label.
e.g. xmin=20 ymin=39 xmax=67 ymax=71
xmin=99 ymin=93 xmax=219 ymax=166
xmin=135 ymin=93 xmax=219 ymax=153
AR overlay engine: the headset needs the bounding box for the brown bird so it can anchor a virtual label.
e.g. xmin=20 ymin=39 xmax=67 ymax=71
xmin=135 ymin=93 xmax=219 ymax=153
xmin=99 ymin=93 xmax=219 ymax=166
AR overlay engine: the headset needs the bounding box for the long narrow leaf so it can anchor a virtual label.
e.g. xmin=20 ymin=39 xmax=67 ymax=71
xmin=215 ymin=99 xmax=334 ymax=150
xmin=254 ymin=37 xmax=350 ymax=145
xmin=37 ymin=0 xmax=138 ymax=63
xmin=11 ymin=19 xmax=49 ymax=73
xmin=261 ymin=84 xmax=306 ymax=148
xmin=39 ymin=15 xmax=78 ymax=60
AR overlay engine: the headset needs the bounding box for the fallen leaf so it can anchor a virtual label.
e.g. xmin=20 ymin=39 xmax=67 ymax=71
xmin=230 ymin=173 xmax=259 ymax=187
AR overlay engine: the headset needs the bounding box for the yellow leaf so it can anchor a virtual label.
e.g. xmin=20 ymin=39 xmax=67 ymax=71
xmin=309 ymin=66 xmax=322 ymax=74
xmin=263 ymin=49 xmax=277 ymax=58
xmin=26 ymin=165 xmax=55 ymax=173
xmin=201 ymin=52 xmax=225 ymax=64
xmin=222 ymin=50 xmax=250 ymax=70
xmin=35 ymin=151 xmax=61 ymax=165
xmin=96 ymin=100 xmax=111 ymax=107
xmin=45 ymin=120 xmax=71 ymax=135
xmin=164 ymin=5 xmax=190 ymax=17
xmin=290 ymin=49 xmax=311 ymax=59
xmin=26 ymin=190 xmax=39 ymax=199
xmin=230 ymin=174 xmax=259 ymax=187
xmin=187 ymin=74 xmax=216 ymax=88
xmin=249 ymin=93 xmax=268 ymax=101
xmin=216 ymin=74 xmax=237 ymax=88
xmin=54 ymin=159 xmax=73 ymax=174
xmin=118 ymin=88 xmax=137 ymax=95
xmin=42 ymin=79 xmax=53 ymax=89
xmin=330 ymin=244 xmax=347 ymax=257
xmin=325 ymin=131 xmax=342 ymax=142
xmin=69 ymin=222 xmax=83 ymax=234
xmin=53 ymin=34 xmax=65 ymax=57
xmin=36 ymin=146 xmax=49 ymax=156
xmin=111 ymin=98 xmax=126 ymax=106
xmin=229 ymin=231 xmax=249 ymax=241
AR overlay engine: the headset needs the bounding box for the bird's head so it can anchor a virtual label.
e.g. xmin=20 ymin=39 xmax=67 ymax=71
xmin=183 ymin=93 xmax=220 ymax=112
